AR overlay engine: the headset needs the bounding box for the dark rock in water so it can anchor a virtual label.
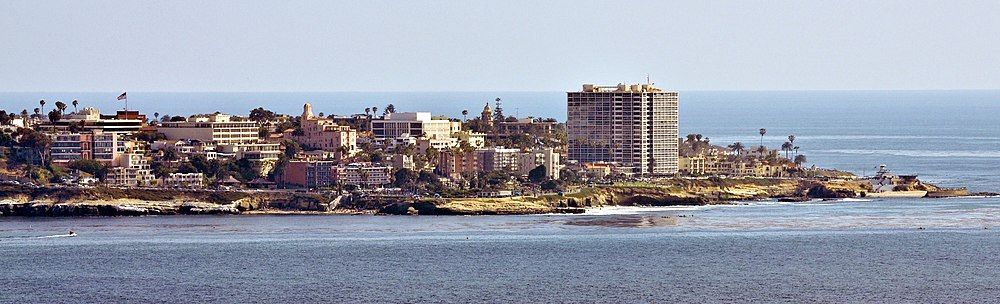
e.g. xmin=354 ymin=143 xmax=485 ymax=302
xmin=807 ymin=185 xmax=856 ymax=198
xmin=552 ymin=207 xmax=585 ymax=214
xmin=777 ymin=196 xmax=810 ymax=202
xmin=970 ymin=192 xmax=999 ymax=197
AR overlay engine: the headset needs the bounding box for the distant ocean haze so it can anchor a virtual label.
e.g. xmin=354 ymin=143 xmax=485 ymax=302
xmin=1 ymin=90 xmax=998 ymax=191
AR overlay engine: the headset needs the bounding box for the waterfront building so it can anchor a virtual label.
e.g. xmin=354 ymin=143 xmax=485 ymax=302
xmin=438 ymin=147 xmax=559 ymax=180
xmin=280 ymin=161 xmax=392 ymax=188
xmin=105 ymin=152 xmax=154 ymax=186
xmin=338 ymin=163 xmax=393 ymax=188
xmin=438 ymin=150 xmax=478 ymax=179
xmin=161 ymin=172 xmax=205 ymax=188
xmin=281 ymin=160 xmax=338 ymax=188
xmin=567 ymin=83 xmax=679 ymax=176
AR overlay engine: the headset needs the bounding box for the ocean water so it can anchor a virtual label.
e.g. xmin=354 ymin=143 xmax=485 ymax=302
xmin=3 ymin=90 xmax=998 ymax=190
xmin=2 ymin=197 xmax=999 ymax=303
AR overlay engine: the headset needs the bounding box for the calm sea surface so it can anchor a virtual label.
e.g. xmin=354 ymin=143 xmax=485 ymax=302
xmin=1 ymin=91 xmax=999 ymax=303
xmin=2 ymin=198 xmax=1000 ymax=303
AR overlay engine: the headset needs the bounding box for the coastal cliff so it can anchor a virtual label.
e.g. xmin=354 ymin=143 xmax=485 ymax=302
xmin=1 ymin=177 xmax=966 ymax=217
xmin=375 ymin=178 xmax=873 ymax=215
xmin=0 ymin=185 xmax=335 ymax=216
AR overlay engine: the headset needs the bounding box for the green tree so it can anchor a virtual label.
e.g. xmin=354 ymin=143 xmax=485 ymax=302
xmin=794 ymin=154 xmax=807 ymax=166
xmin=528 ymin=165 xmax=547 ymax=183
xmin=282 ymin=139 xmax=301 ymax=158
xmin=392 ymin=168 xmax=419 ymax=190
xmin=249 ymin=107 xmax=276 ymax=124
xmin=541 ymin=179 xmax=559 ymax=191
xmin=151 ymin=162 xmax=177 ymax=179
xmin=68 ymin=159 xmax=108 ymax=180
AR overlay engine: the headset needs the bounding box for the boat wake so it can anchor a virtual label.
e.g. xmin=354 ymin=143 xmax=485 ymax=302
xmin=36 ymin=234 xmax=76 ymax=239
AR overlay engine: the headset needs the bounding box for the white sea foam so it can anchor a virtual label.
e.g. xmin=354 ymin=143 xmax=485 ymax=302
xmin=838 ymin=198 xmax=874 ymax=202
xmin=584 ymin=206 xmax=706 ymax=215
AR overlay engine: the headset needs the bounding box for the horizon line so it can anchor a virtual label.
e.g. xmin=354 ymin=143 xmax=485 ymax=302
xmin=2 ymin=89 xmax=1000 ymax=94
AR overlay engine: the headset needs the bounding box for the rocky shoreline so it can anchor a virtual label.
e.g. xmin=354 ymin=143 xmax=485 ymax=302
xmin=0 ymin=178 xmax=981 ymax=217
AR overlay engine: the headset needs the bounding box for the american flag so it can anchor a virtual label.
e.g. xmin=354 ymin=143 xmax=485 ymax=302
xmin=117 ymin=92 xmax=127 ymax=101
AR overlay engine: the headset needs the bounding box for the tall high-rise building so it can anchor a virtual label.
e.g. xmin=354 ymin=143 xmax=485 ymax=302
xmin=567 ymin=83 xmax=679 ymax=176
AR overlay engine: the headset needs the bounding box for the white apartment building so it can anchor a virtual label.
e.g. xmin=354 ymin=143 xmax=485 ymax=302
xmin=158 ymin=113 xmax=259 ymax=145
xmin=371 ymin=112 xmax=458 ymax=140
xmin=567 ymin=83 xmax=679 ymax=176
xmin=476 ymin=147 xmax=522 ymax=173
xmin=161 ymin=172 xmax=205 ymax=188
xmin=106 ymin=152 xmax=155 ymax=186
xmin=518 ymin=148 xmax=561 ymax=180
xmin=338 ymin=163 xmax=393 ymax=187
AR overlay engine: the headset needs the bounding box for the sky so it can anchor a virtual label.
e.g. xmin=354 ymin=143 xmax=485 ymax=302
xmin=1 ymin=0 xmax=998 ymax=92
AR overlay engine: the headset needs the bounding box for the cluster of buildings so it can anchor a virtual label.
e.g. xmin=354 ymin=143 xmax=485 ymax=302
xmin=277 ymin=104 xmax=559 ymax=189
xmin=678 ymin=150 xmax=792 ymax=178
xmin=20 ymin=82 xmax=701 ymax=191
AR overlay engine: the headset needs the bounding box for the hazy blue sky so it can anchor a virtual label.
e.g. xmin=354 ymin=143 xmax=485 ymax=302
xmin=1 ymin=0 xmax=998 ymax=92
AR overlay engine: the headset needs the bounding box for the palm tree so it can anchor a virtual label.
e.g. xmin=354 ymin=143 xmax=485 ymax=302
xmin=728 ymin=142 xmax=745 ymax=155
xmin=154 ymin=112 xmax=160 ymax=123
xmin=364 ymin=108 xmax=371 ymax=117
xmin=72 ymin=99 xmax=79 ymax=112
xmin=781 ymin=141 xmax=793 ymax=159
xmin=758 ymin=128 xmax=767 ymax=148
xmin=39 ymin=99 xmax=46 ymax=115
xmin=55 ymin=101 xmax=67 ymax=115
xmin=788 ymin=134 xmax=795 ymax=146
xmin=372 ymin=107 xmax=378 ymax=118
xmin=462 ymin=109 xmax=469 ymax=121
xmin=21 ymin=109 xmax=28 ymax=119
xmin=793 ymin=146 xmax=800 ymax=157
xmin=48 ymin=109 xmax=61 ymax=123
xmin=33 ymin=108 xmax=40 ymax=118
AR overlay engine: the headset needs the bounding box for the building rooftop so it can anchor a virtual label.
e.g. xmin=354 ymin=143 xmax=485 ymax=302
xmin=577 ymin=83 xmax=665 ymax=93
